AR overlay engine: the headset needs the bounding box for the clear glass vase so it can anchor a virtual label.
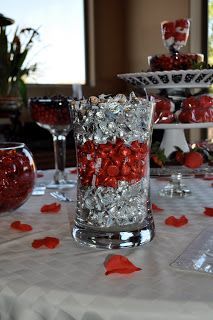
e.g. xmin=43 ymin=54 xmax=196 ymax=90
xmin=71 ymin=93 xmax=155 ymax=249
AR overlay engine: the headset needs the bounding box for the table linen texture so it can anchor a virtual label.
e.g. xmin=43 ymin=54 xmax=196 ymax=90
xmin=0 ymin=170 xmax=213 ymax=320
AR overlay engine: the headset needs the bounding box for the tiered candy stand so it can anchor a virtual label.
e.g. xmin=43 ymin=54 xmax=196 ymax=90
xmin=118 ymin=69 xmax=213 ymax=157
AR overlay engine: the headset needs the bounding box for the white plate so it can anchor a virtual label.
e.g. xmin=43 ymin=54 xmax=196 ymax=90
xmin=117 ymin=69 xmax=213 ymax=89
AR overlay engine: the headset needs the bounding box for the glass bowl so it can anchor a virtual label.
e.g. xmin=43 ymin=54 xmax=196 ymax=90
xmin=148 ymin=53 xmax=204 ymax=72
xmin=0 ymin=142 xmax=36 ymax=214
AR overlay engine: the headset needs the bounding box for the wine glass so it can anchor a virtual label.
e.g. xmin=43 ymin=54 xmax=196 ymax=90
xmin=158 ymin=171 xmax=191 ymax=197
xmin=29 ymin=96 xmax=75 ymax=189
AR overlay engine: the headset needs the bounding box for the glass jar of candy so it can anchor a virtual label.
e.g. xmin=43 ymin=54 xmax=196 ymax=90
xmin=71 ymin=92 xmax=155 ymax=249
xmin=0 ymin=142 xmax=36 ymax=214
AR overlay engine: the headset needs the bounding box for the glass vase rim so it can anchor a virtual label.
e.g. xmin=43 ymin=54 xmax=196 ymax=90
xmin=29 ymin=97 xmax=73 ymax=103
xmin=0 ymin=142 xmax=26 ymax=150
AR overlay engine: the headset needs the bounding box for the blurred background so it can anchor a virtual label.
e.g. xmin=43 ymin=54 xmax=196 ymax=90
xmin=0 ymin=0 xmax=212 ymax=169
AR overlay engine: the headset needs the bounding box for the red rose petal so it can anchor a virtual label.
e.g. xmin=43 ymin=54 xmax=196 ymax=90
xmin=69 ymin=169 xmax=78 ymax=174
xmin=203 ymin=175 xmax=213 ymax=181
xmin=40 ymin=202 xmax=61 ymax=213
xmin=44 ymin=237 xmax=60 ymax=249
xmin=32 ymin=237 xmax=60 ymax=249
xmin=104 ymin=255 xmax=142 ymax=275
xmin=203 ymin=207 xmax=213 ymax=217
xmin=10 ymin=221 xmax=21 ymax=229
xmin=10 ymin=220 xmax=32 ymax=232
xmin=37 ymin=172 xmax=44 ymax=178
xmin=19 ymin=223 xmax=33 ymax=231
xmin=165 ymin=215 xmax=188 ymax=227
xmin=152 ymin=203 xmax=164 ymax=212
xmin=32 ymin=239 xmax=44 ymax=248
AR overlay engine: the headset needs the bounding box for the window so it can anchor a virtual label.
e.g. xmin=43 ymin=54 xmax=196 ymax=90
xmin=207 ymin=0 xmax=213 ymax=141
xmin=208 ymin=0 xmax=213 ymax=64
xmin=1 ymin=0 xmax=86 ymax=84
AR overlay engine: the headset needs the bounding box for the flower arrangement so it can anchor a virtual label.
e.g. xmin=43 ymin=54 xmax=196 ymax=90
xmin=0 ymin=13 xmax=39 ymax=107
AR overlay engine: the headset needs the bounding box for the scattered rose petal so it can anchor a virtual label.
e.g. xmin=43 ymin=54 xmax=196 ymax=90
xmin=40 ymin=202 xmax=61 ymax=213
xmin=104 ymin=255 xmax=141 ymax=275
xmin=10 ymin=221 xmax=21 ymax=229
xmin=69 ymin=169 xmax=77 ymax=174
xmin=152 ymin=203 xmax=164 ymax=212
xmin=44 ymin=237 xmax=60 ymax=249
xmin=32 ymin=239 xmax=44 ymax=248
xmin=203 ymin=175 xmax=213 ymax=181
xmin=165 ymin=215 xmax=188 ymax=227
xmin=32 ymin=237 xmax=60 ymax=249
xmin=37 ymin=172 xmax=44 ymax=178
xmin=203 ymin=207 xmax=213 ymax=217
xmin=10 ymin=221 xmax=33 ymax=232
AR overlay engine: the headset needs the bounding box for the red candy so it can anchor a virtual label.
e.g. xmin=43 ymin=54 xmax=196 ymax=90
xmin=0 ymin=147 xmax=35 ymax=214
xmin=107 ymin=165 xmax=119 ymax=177
xmin=178 ymin=95 xmax=213 ymax=123
xmin=104 ymin=254 xmax=142 ymax=275
xmin=149 ymin=53 xmax=202 ymax=72
xmin=40 ymin=202 xmax=61 ymax=213
xmin=30 ymin=98 xmax=70 ymax=126
xmin=77 ymin=139 xmax=148 ymax=188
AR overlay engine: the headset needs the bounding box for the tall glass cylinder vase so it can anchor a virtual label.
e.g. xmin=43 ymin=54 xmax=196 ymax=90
xmin=72 ymin=92 xmax=155 ymax=249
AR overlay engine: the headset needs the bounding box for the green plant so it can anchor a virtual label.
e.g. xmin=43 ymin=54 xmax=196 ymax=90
xmin=0 ymin=14 xmax=39 ymax=106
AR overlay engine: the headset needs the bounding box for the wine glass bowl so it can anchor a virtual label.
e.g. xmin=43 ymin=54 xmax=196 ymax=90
xmin=30 ymin=96 xmax=75 ymax=189
xmin=0 ymin=142 xmax=36 ymax=214
xmin=30 ymin=97 xmax=71 ymax=132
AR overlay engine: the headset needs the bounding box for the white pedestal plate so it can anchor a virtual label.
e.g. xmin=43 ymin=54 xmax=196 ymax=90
xmin=118 ymin=69 xmax=213 ymax=157
xmin=154 ymin=122 xmax=213 ymax=157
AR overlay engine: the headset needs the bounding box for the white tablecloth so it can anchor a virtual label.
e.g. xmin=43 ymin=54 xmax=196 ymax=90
xmin=0 ymin=170 xmax=213 ymax=320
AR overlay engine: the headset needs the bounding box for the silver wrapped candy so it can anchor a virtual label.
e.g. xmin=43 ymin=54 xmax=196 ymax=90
xmin=72 ymin=92 xmax=155 ymax=230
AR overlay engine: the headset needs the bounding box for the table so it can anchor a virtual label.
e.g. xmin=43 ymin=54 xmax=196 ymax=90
xmin=0 ymin=170 xmax=213 ymax=320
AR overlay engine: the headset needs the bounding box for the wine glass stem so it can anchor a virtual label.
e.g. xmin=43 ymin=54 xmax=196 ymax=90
xmin=52 ymin=133 xmax=67 ymax=183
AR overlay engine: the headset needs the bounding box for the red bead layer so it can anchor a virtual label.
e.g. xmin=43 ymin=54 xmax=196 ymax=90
xmin=77 ymin=139 xmax=149 ymax=188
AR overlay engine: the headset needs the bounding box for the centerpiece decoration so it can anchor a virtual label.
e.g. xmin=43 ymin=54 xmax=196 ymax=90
xmin=71 ymin=92 xmax=155 ymax=249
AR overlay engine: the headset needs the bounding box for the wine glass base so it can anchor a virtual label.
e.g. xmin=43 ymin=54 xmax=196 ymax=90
xmin=159 ymin=173 xmax=191 ymax=198
xmin=47 ymin=180 xmax=76 ymax=189
xmin=159 ymin=185 xmax=191 ymax=197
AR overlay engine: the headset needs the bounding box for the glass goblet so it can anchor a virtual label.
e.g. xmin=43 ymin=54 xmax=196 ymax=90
xmin=30 ymin=96 xmax=75 ymax=189
xmin=159 ymin=172 xmax=191 ymax=197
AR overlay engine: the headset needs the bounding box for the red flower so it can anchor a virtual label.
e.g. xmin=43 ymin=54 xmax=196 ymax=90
xmin=104 ymin=255 xmax=142 ymax=275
